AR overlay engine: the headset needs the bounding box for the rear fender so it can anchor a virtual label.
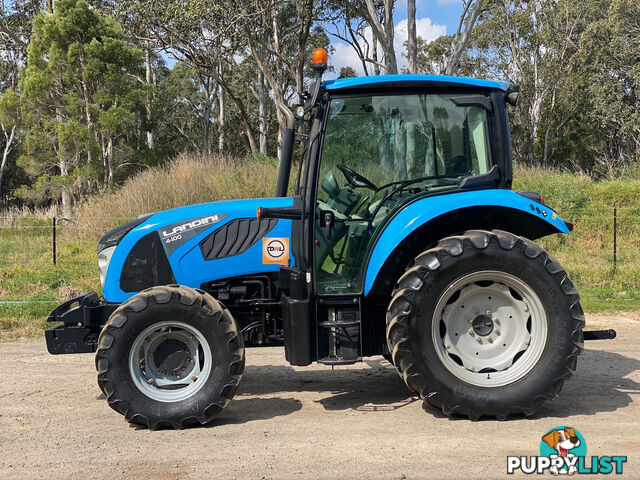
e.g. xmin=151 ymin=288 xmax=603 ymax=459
xmin=363 ymin=189 xmax=570 ymax=296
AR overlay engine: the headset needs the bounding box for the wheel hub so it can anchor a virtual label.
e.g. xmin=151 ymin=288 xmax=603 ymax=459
xmin=153 ymin=339 xmax=192 ymax=376
xmin=472 ymin=314 xmax=494 ymax=336
xmin=433 ymin=271 xmax=548 ymax=387
xmin=129 ymin=321 xmax=213 ymax=403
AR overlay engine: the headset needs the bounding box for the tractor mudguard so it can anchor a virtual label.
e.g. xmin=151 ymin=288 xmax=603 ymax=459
xmin=103 ymin=197 xmax=295 ymax=303
xmin=363 ymin=189 xmax=571 ymax=296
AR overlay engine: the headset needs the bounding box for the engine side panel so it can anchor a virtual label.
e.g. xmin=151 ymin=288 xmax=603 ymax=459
xmin=103 ymin=197 xmax=294 ymax=303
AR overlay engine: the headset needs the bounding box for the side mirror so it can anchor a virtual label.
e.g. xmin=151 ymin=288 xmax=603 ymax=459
xmin=506 ymin=84 xmax=520 ymax=106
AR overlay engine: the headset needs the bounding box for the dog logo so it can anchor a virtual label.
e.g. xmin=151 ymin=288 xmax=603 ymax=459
xmin=262 ymin=237 xmax=289 ymax=265
xmin=507 ymin=426 xmax=627 ymax=475
xmin=541 ymin=427 xmax=583 ymax=475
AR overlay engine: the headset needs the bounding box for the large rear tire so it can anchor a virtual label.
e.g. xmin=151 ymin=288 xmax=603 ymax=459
xmin=95 ymin=285 xmax=244 ymax=429
xmin=386 ymin=230 xmax=584 ymax=420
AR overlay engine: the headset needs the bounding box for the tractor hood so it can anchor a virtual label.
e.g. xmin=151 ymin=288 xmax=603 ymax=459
xmin=102 ymin=197 xmax=294 ymax=303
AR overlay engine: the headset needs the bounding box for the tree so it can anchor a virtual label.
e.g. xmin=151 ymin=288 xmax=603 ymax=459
xmin=339 ymin=66 xmax=357 ymax=78
xmin=325 ymin=0 xmax=383 ymax=76
xmin=0 ymin=88 xmax=23 ymax=190
xmin=444 ymin=0 xmax=485 ymax=75
xmin=364 ymin=0 xmax=397 ymax=73
xmin=18 ymin=0 xmax=149 ymax=215
xmin=407 ymin=0 xmax=417 ymax=74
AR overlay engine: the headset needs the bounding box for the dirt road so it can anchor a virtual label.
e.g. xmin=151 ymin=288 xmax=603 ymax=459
xmin=1 ymin=313 xmax=638 ymax=479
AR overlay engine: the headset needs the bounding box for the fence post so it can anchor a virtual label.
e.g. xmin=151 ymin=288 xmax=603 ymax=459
xmin=52 ymin=216 xmax=57 ymax=266
xmin=613 ymin=205 xmax=617 ymax=271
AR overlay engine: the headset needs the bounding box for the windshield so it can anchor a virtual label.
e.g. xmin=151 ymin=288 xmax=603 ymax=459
xmin=314 ymin=93 xmax=493 ymax=295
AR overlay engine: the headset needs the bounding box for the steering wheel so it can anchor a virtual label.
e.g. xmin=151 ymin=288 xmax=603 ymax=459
xmin=336 ymin=164 xmax=378 ymax=191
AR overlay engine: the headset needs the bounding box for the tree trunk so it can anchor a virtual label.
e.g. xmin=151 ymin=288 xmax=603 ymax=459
xmin=542 ymin=91 xmax=557 ymax=168
xmin=79 ymin=54 xmax=94 ymax=165
xmin=202 ymin=96 xmax=212 ymax=156
xmin=393 ymin=117 xmax=406 ymax=180
xmin=245 ymin=32 xmax=290 ymax=152
xmin=445 ymin=0 xmax=484 ymax=75
xmin=364 ymin=0 xmax=398 ymax=74
xmin=217 ymin=63 xmax=225 ymax=153
xmin=59 ymin=158 xmax=72 ymax=219
xmin=105 ymin=136 xmax=114 ymax=186
xmin=145 ymin=43 xmax=155 ymax=151
xmin=406 ymin=121 xmax=416 ymax=176
xmin=372 ymin=38 xmax=380 ymax=76
xmin=407 ymin=0 xmax=417 ymax=74
xmin=258 ymin=70 xmax=267 ymax=155
xmin=0 ymin=125 xmax=16 ymax=191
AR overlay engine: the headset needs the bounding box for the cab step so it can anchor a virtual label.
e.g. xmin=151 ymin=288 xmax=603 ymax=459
xmin=316 ymin=299 xmax=363 ymax=365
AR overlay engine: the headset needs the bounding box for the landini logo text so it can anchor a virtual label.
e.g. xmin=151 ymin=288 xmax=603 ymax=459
xmin=507 ymin=427 xmax=627 ymax=475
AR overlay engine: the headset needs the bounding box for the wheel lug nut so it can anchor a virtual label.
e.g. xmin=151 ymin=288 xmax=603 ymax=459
xmin=523 ymin=305 xmax=529 ymax=312
xmin=468 ymin=328 xmax=475 ymax=336
xmin=467 ymin=366 xmax=475 ymax=372
xmin=494 ymin=329 xmax=500 ymax=336
xmin=445 ymin=344 xmax=450 ymax=349
xmin=486 ymin=310 xmax=491 ymax=316
xmin=191 ymin=375 xmax=198 ymax=381
xmin=147 ymin=378 xmax=154 ymax=384
xmin=476 ymin=337 xmax=482 ymax=344
xmin=487 ymin=337 xmax=493 ymax=343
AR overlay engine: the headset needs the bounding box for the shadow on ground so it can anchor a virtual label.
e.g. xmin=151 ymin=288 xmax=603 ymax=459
xmin=233 ymin=348 xmax=639 ymax=422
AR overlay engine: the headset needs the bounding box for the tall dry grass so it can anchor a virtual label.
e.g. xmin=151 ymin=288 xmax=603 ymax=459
xmin=0 ymin=205 xmax=58 ymax=228
xmin=73 ymin=154 xmax=279 ymax=239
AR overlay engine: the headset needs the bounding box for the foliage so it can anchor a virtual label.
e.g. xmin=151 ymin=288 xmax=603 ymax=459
xmin=17 ymin=0 xmax=150 ymax=213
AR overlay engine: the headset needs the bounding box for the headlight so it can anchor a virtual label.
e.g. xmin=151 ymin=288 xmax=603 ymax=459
xmin=98 ymin=246 xmax=116 ymax=288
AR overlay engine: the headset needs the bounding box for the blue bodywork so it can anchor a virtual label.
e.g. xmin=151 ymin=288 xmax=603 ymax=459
xmin=103 ymin=197 xmax=294 ymax=303
xmin=323 ymin=74 xmax=510 ymax=92
xmin=103 ymin=188 xmax=569 ymax=303
xmin=102 ymin=75 xmax=566 ymax=303
xmin=363 ymin=189 xmax=569 ymax=295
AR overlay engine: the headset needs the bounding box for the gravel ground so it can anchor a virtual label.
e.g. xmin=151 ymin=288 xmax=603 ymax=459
xmin=0 ymin=312 xmax=638 ymax=480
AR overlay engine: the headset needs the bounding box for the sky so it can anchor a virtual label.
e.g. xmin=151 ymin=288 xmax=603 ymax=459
xmin=326 ymin=0 xmax=464 ymax=78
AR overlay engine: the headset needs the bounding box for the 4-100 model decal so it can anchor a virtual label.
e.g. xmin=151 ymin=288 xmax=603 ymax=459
xmin=158 ymin=214 xmax=229 ymax=256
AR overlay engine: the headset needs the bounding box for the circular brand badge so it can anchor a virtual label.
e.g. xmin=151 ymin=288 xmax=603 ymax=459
xmin=267 ymin=240 xmax=285 ymax=258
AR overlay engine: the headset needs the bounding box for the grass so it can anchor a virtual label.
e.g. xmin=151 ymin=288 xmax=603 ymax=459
xmin=512 ymin=165 xmax=640 ymax=313
xmin=1 ymin=157 xmax=639 ymax=339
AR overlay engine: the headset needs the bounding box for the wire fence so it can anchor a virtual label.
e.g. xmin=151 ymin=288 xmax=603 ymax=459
xmin=0 ymin=207 xmax=639 ymax=309
xmin=0 ymin=208 xmax=639 ymax=268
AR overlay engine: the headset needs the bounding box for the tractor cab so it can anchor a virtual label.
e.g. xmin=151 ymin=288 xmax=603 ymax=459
xmin=261 ymin=51 xmax=520 ymax=366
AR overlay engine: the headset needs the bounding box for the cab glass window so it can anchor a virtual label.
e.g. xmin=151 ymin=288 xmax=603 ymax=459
xmin=314 ymin=93 xmax=492 ymax=295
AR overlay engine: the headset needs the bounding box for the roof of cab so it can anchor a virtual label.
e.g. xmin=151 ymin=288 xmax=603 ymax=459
xmin=323 ymin=74 xmax=510 ymax=92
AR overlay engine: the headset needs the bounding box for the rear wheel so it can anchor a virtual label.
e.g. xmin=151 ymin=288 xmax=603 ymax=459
xmin=96 ymin=285 xmax=244 ymax=429
xmin=386 ymin=230 xmax=584 ymax=419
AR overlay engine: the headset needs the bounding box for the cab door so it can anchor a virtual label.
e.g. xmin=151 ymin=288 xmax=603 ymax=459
xmin=312 ymin=92 xmax=494 ymax=297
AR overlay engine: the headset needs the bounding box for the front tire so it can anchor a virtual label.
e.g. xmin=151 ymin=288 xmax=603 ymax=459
xmin=386 ymin=230 xmax=584 ymax=420
xmin=95 ymin=285 xmax=245 ymax=429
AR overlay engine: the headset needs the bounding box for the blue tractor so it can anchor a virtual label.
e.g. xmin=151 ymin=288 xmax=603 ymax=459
xmin=45 ymin=49 xmax=615 ymax=428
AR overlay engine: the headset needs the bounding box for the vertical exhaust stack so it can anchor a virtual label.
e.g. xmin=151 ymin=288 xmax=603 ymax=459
xmin=275 ymin=105 xmax=296 ymax=197
xmin=275 ymin=48 xmax=328 ymax=197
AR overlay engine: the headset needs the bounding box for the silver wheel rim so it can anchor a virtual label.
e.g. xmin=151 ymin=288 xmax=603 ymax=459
xmin=431 ymin=270 xmax=547 ymax=387
xmin=128 ymin=321 xmax=212 ymax=402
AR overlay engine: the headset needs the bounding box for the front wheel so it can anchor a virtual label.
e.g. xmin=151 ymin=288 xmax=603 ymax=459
xmin=95 ymin=285 xmax=245 ymax=429
xmin=387 ymin=230 xmax=584 ymax=420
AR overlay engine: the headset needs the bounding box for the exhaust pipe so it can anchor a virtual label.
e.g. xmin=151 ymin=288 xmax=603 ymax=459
xmin=275 ymin=106 xmax=295 ymax=197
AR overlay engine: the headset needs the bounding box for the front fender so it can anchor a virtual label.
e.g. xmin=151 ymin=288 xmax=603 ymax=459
xmin=363 ymin=189 xmax=570 ymax=296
